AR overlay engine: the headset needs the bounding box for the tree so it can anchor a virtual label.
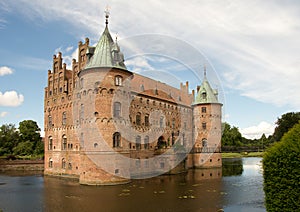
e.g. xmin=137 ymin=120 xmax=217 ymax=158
xmin=272 ymin=112 xmax=300 ymax=142
xmin=18 ymin=120 xmax=43 ymax=156
xmin=18 ymin=120 xmax=42 ymax=149
xmin=0 ymin=124 xmax=19 ymax=155
xmin=13 ymin=141 xmax=34 ymax=156
xmin=221 ymin=123 xmax=242 ymax=147
xmin=263 ymin=122 xmax=300 ymax=211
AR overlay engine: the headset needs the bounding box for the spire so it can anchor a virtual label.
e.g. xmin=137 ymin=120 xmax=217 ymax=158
xmin=84 ymin=9 xmax=127 ymax=70
xmin=193 ymin=65 xmax=219 ymax=105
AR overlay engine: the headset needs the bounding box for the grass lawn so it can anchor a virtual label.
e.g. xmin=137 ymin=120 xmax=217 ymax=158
xmin=222 ymin=151 xmax=264 ymax=158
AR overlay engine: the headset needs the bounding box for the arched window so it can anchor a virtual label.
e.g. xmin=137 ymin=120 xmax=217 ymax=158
xmin=80 ymin=104 xmax=84 ymax=121
xmin=62 ymin=158 xmax=66 ymax=169
xmin=48 ymin=136 xmax=53 ymax=150
xmin=113 ymin=102 xmax=121 ymax=118
xmin=68 ymin=163 xmax=72 ymax=170
xmin=136 ymin=136 xmax=141 ymax=150
xmin=202 ymin=138 xmax=208 ymax=147
xmin=145 ymin=114 xmax=149 ymax=127
xmin=80 ymin=133 xmax=84 ymax=148
xmin=113 ymin=132 xmax=121 ymax=147
xmin=62 ymin=135 xmax=67 ymax=150
xmin=202 ymin=91 xmax=207 ymax=99
xmin=49 ymin=158 xmax=53 ymax=168
xmin=136 ymin=113 xmax=141 ymax=126
xmin=62 ymin=112 xmax=67 ymax=126
xmin=160 ymin=116 xmax=164 ymax=128
xmin=202 ymin=122 xmax=206 ymax=130
xmin=144 ymin=136 xmax=149 ymax=149
xmin=115 ymin=75 xmax=123 ymax=86
xmin=172 ymin=118 xmax=176 ymax=129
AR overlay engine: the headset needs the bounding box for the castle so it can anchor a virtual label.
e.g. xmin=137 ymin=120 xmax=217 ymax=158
xmin=44 ymin=12 xmax=222 ymax=185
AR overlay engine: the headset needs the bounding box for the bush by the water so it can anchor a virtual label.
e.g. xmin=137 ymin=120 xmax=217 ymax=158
xmin=263 ymin=122 xmax=300 ymax=211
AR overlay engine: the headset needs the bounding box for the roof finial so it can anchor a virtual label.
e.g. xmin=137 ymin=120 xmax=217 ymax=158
xmin=204 ymin=63 xmax=207 ymax=78
xmin=115 ymin=32 xmax=118 ymax=43
xmin=105 ymin=5 xmax=110 ymax=26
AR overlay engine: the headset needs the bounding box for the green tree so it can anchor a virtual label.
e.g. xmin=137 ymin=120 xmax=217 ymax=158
xmin=263 ymin=122 xmax=300 ymax=211
xmin=13 ymin=141 xmax=34 ymax=156
xmin=0 ymin=124 xmax=19 ymax=155
xmin=272 ymin=112 xmax=300 ymax=142
xmin=18 ymin=120 xmax=43 ymax=156
xmin=19 ymin=120 xmax=41 ymax=143
xmin=221 ymin=123 xmax=242 ymax=147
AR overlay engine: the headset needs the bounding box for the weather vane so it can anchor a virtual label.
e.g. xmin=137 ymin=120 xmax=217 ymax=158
xmin=105 ymin=5 xmax=110 ymax=25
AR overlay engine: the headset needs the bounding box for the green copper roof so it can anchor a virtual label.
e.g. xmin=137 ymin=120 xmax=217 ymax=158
xmin=84 ymin=23 xmax=127 ymax=70
xmin=193 ymin=75 xmax=219 ymax=105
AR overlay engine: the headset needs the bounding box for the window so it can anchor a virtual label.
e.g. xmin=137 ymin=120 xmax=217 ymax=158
xmin=80 ymin=133 xmax=84 ymax=148
xmin=145 ymin=114 xmax=149 ymax=127
xmin=48 ymin=136 xmax=53 ymax=150
xmin=144 ymin=136 xmax=149 ymax=149
xmin=115 ymin=75 xmax=122 ymax=86
xmin=160 ymin=116 xmax=164 ymax=128
xmin=172 ymin=118 xmax=175 ymax=129
xmin=49 ymin=158 xmax=53 ymax=168
xmin=62 ymin=135 xmax=67 ymax=150
xmin=136 ymin=136 xmax=141 ymax=150
xmin=94 ymin=143 xmax=98 ymax=148
xmin=113 ymin=102 xmax=121 ymax=118
xmin=68 ymin=163 xmax=72 ymax=170
xmin=62 ymin=112 xmax=67 ymax=126
xmin=202 ymin=122 xmax=207 ymax=130
xmin=202 ymin=138 xmax=207 ymax=147
xmin=201 ymin=107 xmax=206 ymax=113
xmin=113 ymin=132 xmax=121 ymax=147
xmin=80 ymin=104 xmax=84 ymax=121
xmin=202 ymin=91 xmax=207 ymax=99
xmin=48 ymin=115 xmax=52 ymax=127
xmin=184 ymin=122 xmax=187 ymax=130
xmin=136 ymin=113 xmax=141 ymax=126
xmin=80 ymin=78 xmax=84 ymax=89
xmin=62 ymin=158 xmax=66 ymax=169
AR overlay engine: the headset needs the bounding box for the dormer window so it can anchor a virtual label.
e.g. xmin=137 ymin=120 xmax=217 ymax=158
xmin=115 ymin=75 xmax=122 ymax=86
xmin=202 ymin=91 xmax=207 ymax=99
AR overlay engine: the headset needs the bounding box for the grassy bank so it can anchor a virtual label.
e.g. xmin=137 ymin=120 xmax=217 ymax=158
xmin=222 ymin=152 xmax=264 ymax=158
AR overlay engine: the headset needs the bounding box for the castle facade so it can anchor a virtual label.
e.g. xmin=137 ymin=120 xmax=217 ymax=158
xmin=44 ymin=13 xmax=222 ymax=185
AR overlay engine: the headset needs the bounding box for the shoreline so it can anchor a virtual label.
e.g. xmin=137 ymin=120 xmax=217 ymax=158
xmin=222 ymin=152 xmax=264 ymax=158
xmin=0 ymin=159 xmax=44 ymax=172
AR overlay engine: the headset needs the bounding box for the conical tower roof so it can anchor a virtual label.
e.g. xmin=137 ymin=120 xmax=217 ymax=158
xmin=193 ymin=69 xmax=219 ymax=105
xmin=84 ymin=12 xmax=127 ymax=70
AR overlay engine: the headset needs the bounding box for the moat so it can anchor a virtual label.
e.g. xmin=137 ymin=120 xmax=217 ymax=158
xmin=0 ymin=157 xmax=265 ymax=212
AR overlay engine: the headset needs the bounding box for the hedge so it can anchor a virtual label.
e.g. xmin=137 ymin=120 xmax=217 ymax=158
xmin=263 ymin=122 xmax=300 ymax=211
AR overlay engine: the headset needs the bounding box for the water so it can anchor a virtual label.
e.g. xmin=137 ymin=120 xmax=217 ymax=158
xmin=0 ymin=157 xmax=265 ymax=212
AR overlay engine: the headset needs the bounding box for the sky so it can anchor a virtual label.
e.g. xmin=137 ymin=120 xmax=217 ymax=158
xmin=0 ymin=0 xmax=299 ymax=139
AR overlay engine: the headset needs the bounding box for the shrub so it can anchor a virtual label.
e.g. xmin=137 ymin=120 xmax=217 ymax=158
xmin=263 ymin=122 xmax=300 ymax=211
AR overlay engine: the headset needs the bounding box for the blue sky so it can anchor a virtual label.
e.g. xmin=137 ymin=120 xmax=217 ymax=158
xmin=0 ymin=1 xmax=299 ymax=139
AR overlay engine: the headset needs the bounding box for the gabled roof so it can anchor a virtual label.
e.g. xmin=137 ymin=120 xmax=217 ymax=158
xmin=84 ymin=17 xmax=127 ymax=70
xmin=193 ymin=75 xmax=219 ymax=105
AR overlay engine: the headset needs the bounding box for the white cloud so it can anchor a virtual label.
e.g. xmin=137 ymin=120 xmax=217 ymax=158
xmin=240 ymin=121 xmax=275 ymax=139
xmin=0 ymin=66 xmax=13 ymax=76
xmin=0 ymin=111 xmax=8 ymax=118
xmin=3 ymin=0 xmax=300 ymax=109
xmin=0 ymin=91 xmax=24 ymax=107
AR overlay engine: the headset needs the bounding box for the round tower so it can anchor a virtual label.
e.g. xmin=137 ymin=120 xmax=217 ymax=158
xmin=191 ymin=69 xmax=222 ymax=168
